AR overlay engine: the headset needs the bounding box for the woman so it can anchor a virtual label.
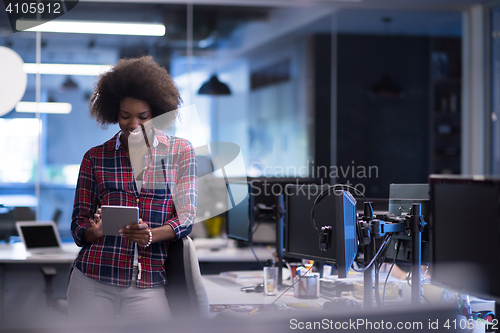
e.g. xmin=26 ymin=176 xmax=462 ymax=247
xmin=68 ymin=56 xmax=197 ymax=324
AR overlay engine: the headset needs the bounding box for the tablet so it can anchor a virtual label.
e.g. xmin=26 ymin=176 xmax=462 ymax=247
xmin=100 ymin=205 xmax=139 ymax=236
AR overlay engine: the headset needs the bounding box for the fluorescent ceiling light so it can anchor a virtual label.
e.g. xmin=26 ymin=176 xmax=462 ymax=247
xmin=17 ymin=20 xmax=166 ymax=36
xmin=23 ymin=63 xmax=112 ymax=76
xmin=16 ymin=102 xmax=72 ymax=114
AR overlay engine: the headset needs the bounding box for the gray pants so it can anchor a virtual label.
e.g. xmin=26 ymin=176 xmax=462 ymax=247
xmin=67 ymin=267 xmax=171 ymax=325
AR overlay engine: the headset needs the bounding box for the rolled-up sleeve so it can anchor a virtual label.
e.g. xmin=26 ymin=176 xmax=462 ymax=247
xmin=168 ymin=140 xmax=197 ymax=240
xmin=71 ymin=150 xmax=99 ymax=247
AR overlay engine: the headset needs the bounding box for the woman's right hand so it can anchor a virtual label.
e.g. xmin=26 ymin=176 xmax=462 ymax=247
xmin=89 ymin=208 xmax=103 ymax=239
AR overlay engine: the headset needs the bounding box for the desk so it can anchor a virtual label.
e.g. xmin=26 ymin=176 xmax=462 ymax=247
xmin=196 ymin=246 xmax=274 ymax=263
xmin=0 ymin=240 xmax=274 ymax=329
xmin=195 ymin=243 xmax=275 ymax=274
xmin=0 ymin=242 xmax=80 ymax=328
xmin=0 ymin=242 xmax=80 ymax=263
xmin=202 ymin=273 xmax=329 ymax=307
xmin=0 ymin=241 xmax=488 ymax=331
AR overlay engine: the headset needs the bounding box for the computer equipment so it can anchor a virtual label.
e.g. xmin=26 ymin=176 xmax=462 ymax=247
xmin=15 ymin=221 xmax=67 ymax=254
xmin=248 ymin=177 xmax=321 ymax=244
xmin=226 ymin=182 xmax=253 ymax=243
xmin=383 ymin=183 xmax=431 ymax=264
xmin=284 ymin=184 xmax=357 ymax=278
xmin=388 ymin=184 xmax=429 ymax=219
xmin=430 ymin=175 xmax=500 ymax=301
xmin=226 ymin=178 xmax=319 ymax=245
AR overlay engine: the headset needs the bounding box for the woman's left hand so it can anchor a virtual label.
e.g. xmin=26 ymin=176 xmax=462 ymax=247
xmin=119 ymin=219 xmax=151 ymax=247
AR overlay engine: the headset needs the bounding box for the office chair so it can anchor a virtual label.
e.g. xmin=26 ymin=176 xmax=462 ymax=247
xmin=12 ymin=206 xmax=36 ymax=221
xmin=52 ymin=208 xmax=63 ymax=225
xmin=164 ymin=236 xmax=209 ymax=318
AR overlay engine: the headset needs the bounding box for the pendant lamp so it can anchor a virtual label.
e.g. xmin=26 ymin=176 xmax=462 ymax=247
xmin=198 ymin=75 xmax=231 ymax=95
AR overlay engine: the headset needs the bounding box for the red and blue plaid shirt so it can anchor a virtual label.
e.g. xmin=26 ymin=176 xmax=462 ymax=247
xmin=71 ymin=128 xmax=197 ymax=288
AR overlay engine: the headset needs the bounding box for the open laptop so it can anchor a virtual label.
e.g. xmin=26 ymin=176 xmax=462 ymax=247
xmin=15 ymin=221 xmax=69 ymax=254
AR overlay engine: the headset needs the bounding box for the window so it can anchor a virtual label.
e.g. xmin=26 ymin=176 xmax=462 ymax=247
xmin=0 ymin=118 xmax=40 ymax=183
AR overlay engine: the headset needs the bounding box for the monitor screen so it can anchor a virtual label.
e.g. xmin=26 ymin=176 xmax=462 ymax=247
xmin=18 ymin=223 xmax=60 ymax=250
xmin=247 ymin=177 xmax=321 ymax=244
xmin=430 ymin=175 xmax=500 ymax=301
xmin=226 ymin=182 xmax=253 ymax=243
xmin=249 ymin=177 xmax=321 ymax=221
xmin=284 ymin=184 xmax=357 ymax=278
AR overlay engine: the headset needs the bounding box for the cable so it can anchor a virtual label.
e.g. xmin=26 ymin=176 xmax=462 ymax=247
xmin=375 ymin=266 xmax=382 ymax=307
xmin=373 ymin=235 xmax=393 ymax=307
xmin=351 ymin=234 xmax=392 ymax=273
xmin=249 ymin=241 xmax=264 ymax=269
xmin=374 ymin=235 xmax=394 ymax=307
xmin=252 ymin=220 xmax=262 ymax=234
xmin=382 ymin=239 xmax=401 ymax=305
xmin=309 ymin=183 xmax=374 ymax=277
xmin=248 ymin=207 xmax=264 ymax=269
xmin=406 ymin=266 xmax=431 ymax=304
xmin=310 ymin=184 xmax=374 ymax=237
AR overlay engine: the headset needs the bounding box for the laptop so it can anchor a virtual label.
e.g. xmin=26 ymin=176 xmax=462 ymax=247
xmin=15 ymin=221 xmax=69 ymax=254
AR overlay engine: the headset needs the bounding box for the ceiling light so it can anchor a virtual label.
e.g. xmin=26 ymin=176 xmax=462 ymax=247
xmin=17 ymin=20 xmax=166 ymax=36
xmin=23 ymin=63 xmax=112 ymax=76
xmin=15 ymin=102 xmax=72 ymax=114
xmin=198 ymin=75 xmax=231 ymax=95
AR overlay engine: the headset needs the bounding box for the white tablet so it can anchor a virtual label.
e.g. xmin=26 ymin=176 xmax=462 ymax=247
xmin=100 ymin=205 xmax=139 ymax=236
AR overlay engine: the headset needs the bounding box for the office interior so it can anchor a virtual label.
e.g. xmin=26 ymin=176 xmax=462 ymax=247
xmin=0 ymin=0 xmax=499 ymax=330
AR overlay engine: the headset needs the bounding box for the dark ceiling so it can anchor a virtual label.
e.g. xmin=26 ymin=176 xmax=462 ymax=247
xmin=0 ymin=3 xmax=272 ymax=48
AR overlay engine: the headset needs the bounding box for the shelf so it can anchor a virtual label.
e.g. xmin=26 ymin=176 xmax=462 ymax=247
xmin=429 ymin=37 xmax=462 ymax=175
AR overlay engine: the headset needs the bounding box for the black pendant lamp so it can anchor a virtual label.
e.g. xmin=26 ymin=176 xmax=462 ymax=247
xmin=198 ymin=75 xmax=231 ymax=95
xmin=369 ymin=16 xmax=404 ymax=98
xmin=60 ymin=76 xmax=79 ymax=90
xmin=370 ymin=74 xmax=402 ymax=98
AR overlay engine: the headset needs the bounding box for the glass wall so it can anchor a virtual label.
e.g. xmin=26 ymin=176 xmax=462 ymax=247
xmin=0 ymin=2 xmax=466 ymax=238
xmin=0 ymin=3 xmax=321 ymax=239
xmin=490 ymin=7 xmax=500 ymax=174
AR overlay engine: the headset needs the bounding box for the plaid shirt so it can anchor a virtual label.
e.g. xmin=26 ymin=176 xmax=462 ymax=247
xmin=71 ymin=128 xmax=197 ymax=288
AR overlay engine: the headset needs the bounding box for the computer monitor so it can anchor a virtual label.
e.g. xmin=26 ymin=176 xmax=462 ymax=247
xmin=226 ymin=182 xmax=253 ymax=243
xmin=284 ymin=184 xmax=357 ymax=278
xmin=430 ymin=175 xmax=500 ymax=301
xmin=249 ymin=177 xmax=321 ymax=244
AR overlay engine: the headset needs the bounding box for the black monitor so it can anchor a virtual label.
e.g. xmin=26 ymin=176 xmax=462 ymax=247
xmin=225 ymin=182 xmax=253 ymax=243
xmin=284 ymin=184 xmax=357 ymax=278
xmin=430 ymin=175 xmax=500 ymax=301
xmin=249 ymin=178 xmax=322 ymax=219
xmin=248 ymin=177 xmax=321 ymax=244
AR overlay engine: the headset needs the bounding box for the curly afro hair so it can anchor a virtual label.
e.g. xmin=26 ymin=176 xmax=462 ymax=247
xmin=89 ymin=56 xmax=181 ymax=127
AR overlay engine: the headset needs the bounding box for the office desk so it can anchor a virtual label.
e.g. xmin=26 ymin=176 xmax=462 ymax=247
xmin=0 ymin=241 xmax=274 ymax=328
xmin=195 ymin=244 xmax=275 ymax=274
xmin=0 ymin=242 xmax=80 ymax=328
xmin=0 ymin=242 xmax=80 ymax=263
xmin=202 ymin=273 xmax=326 ymax=306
